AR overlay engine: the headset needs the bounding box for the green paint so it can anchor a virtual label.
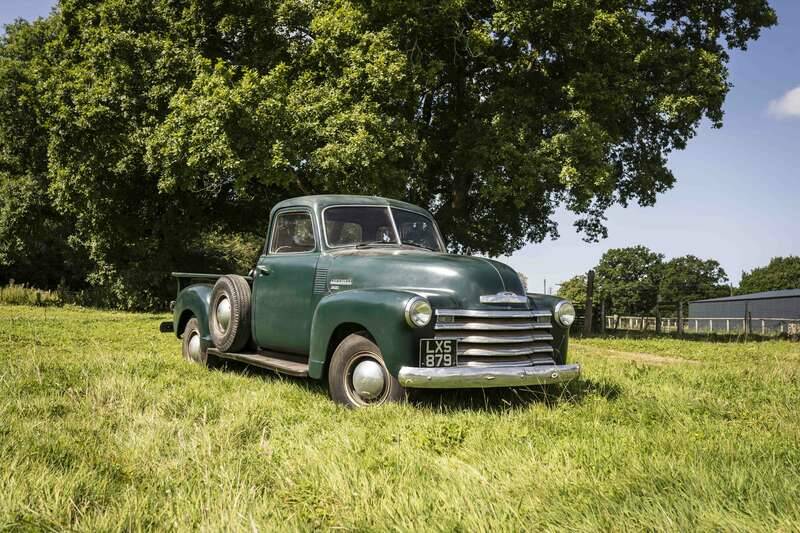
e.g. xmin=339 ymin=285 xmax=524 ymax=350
xmin=172 ymin=195 xmax=572 ymax=380
xmin=173 ymin=283 xmax=213 ymax=340
xmin=252 ymin=252 xmax=319 ymax=355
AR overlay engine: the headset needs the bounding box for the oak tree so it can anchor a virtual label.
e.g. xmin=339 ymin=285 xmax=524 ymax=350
xmin=0 ymin=0 xmax=777 ymax=308
xmin=595 ymin=245 xmax=663 ymax=315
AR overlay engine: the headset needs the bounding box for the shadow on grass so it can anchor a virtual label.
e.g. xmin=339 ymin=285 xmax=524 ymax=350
xmin=215 ymin=360 xmax=622 ymax=412
xmin=409 ymin=376 xmax=622 ymax=412
xmin=215 ymin=359 xmax=329 ymax=398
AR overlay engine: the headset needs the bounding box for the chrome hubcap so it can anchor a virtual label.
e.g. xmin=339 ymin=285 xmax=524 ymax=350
xmin=187 ymin=332 xmax=202 ymax=361
xmin=216 ymin=297 xmax=231 ymax=331
xmin=351 ymin=359 xmax=386 ymax=401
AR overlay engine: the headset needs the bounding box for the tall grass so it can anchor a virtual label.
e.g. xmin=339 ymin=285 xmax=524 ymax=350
xmin=0 ymin=283 xmax=62 ymax=306
xmin=1 ymin=305 xmax=798 ymax=530
xmin=0 ymin=283 xmax=153 ymax=310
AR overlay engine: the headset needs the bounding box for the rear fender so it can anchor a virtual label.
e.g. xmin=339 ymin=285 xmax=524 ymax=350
xmin=308 ymin=289 xmax=428 ymax=379
xmin=173 ymin=283 xmax=214 ymax=341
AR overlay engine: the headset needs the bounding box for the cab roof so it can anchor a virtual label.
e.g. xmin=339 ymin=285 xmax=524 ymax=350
xmin=270 ymin=195 xmax=433 ymax=218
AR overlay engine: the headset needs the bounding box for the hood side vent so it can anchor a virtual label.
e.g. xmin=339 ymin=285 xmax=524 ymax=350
xmin=313 ymin=268 xmax=329 ymax=294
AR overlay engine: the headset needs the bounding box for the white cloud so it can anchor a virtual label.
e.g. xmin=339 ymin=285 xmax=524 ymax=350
xmin=767 ymin=86 xmax=800 ymax=119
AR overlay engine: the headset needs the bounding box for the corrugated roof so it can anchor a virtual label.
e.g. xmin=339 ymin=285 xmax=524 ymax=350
xmin=691 ymin=288 xmax=800 ymax=304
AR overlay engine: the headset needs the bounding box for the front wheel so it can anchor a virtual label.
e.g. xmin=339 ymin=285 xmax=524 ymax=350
xmin=327 ymin=332 xmax=405 ymax=408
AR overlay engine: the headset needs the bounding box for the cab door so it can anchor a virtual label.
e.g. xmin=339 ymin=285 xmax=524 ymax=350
xmin=252 ymin=208 xmax=319 ymax=355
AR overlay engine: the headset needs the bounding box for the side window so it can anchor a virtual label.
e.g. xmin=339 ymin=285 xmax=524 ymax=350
xmin=270 ymin=211 xmax=315 ymax=253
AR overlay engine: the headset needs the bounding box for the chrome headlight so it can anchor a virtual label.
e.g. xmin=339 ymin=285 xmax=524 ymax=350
xmin=554 ymin=300 xmax=576 ymax=327
xmin=404 ymin=296 xmax=432 ymax=328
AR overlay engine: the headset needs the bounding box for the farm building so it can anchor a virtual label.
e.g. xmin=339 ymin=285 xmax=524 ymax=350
xmin=688 ymin=289 xmax=800 ymax=334
xmin=689 ymin=289 xmax=800 ymax=319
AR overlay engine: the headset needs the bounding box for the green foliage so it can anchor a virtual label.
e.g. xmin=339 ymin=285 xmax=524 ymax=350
xmin=0 ymin=18 xmax=89 ymax=290
xmin=0 ymin=0 xmax=777 ymax=308
xmin=571 ymin=250 xmax=732 ymax=313
xmin=2 ymin=304 xmax=799 ymax=529
xmin=596 ymin=246 xmax=664 ymax=315
xmin=557 ymin=274 xmax=587 ymax=304
xmin=739 ymin=256 xmax=800 ymax=294
xmin=659 ymin=255 xmax=730 ymax=303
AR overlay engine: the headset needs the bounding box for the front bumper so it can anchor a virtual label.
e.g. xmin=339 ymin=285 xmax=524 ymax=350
xmin=397 ymin=363 xmax=580 ymax=389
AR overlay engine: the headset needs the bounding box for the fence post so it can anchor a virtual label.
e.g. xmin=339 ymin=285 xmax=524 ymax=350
xmin=744 ymin=302 xmax=750 ymax=340
xmin=583 ymin=270 xmax=595 ymax=336
xmin=677 ymin=302 xmax=684 ymax=336
xmin=600 ymin=299 xmax=606 ymax=335
xmin=762 ymin=320 xmax=765 ymax=335
xmin=655 ymin=299 xmax=662 ymax=334
xmin=709 ymin=319 xmax=713 ymax=334
xmin=726 ymin=319 xmax=730 ymax=334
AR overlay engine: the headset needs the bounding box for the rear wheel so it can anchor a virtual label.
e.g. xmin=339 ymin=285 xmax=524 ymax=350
xmin=182 ymin=317 xmax=220 ymax=368
xmin=209 ymin=275 xmax=252 ymax=352
xmin=327 ymin=332 xmax=404 ymax=408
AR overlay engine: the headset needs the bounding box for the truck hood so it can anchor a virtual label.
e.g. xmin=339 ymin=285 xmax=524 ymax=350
xmin=326 ymin=248 xmax=530 ymax=310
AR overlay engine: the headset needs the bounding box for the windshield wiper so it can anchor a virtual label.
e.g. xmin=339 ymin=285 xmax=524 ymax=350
xmin=401 ymin=240 xmax=436 ymax=251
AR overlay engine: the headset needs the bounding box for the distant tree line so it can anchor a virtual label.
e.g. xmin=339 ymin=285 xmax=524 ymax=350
xmin=0 ymin=0 xmax=775 ymax=310
xmin=738 ymin=257 xmax=800 ymax=295
xmin=558 ymin=249 xmax=800 ymax=316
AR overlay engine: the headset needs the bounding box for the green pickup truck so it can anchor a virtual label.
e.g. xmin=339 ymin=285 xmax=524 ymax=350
xmin=161 ymin=195 xmax=580 ymax=408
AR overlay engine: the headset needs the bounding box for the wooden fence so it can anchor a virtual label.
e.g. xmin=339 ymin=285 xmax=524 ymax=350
xmin=606 ymin=315 xmax=799 ymax=336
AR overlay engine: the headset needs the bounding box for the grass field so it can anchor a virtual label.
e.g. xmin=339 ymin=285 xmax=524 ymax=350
xmin=1 ymin=305 xmax=799 ymax=531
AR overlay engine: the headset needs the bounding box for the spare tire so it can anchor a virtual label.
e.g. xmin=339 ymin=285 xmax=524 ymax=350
xmin=209 ymin=274 xmax=252 ymax=352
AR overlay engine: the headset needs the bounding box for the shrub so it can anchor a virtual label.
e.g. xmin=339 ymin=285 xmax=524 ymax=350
xmin=0 ymin=282 xmax=62 ymax=306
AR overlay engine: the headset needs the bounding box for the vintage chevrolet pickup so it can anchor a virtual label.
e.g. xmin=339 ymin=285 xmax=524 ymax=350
xmin=160 ymin=195 xmax=580 ymax=408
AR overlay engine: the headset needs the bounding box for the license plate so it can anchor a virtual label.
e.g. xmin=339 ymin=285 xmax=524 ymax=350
xmin=419 ymin=338 xmax=458 ymax=367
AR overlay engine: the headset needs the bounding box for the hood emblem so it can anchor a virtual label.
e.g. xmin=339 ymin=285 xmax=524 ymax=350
xmin=329 ymin=278 xmax=352 ymax=290
xmin=480 ymin=291 xmax=528 ymax=304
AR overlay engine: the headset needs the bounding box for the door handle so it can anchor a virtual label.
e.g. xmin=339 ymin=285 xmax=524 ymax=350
xmin=256 ymin=265 xmax=271 ymax=276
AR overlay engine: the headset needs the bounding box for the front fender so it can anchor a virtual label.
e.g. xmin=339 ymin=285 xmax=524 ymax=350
xmin=173 ymin=283 xmax=214 ymax=341
xmin=528 ymin=293 xmax=570 ymax=365
xmin=308 ymin=289 xmax=426 ymax=379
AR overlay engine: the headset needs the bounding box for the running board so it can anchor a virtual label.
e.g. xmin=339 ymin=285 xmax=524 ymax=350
xmin=207 ymin=348 xmax=309 ymax=377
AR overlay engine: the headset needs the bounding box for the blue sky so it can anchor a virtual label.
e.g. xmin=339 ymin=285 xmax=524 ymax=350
xmin=502 ymin=0 xmax=800 ymax=292
xmin=3 ymin=1 xmax=798 ymax=291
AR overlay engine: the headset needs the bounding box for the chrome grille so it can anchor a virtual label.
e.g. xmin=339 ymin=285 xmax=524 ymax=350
xmin=434 ymin=309 xmax=555 ymax=367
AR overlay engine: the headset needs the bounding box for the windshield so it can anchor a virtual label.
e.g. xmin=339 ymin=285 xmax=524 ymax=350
xmin=323 ymin=205 xmax=444 ymax=251
xmin=324 ymin=206 xmax=397 ymax=247
xmin=391 ymin=208 xmax=444 ymax=251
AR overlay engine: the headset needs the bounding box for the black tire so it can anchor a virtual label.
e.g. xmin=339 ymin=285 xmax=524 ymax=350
xmin=327 ymin=332 xmax=405 ymax=408
xmin=209 ymin=274 xmax=252 ymax=352
xmin=181 ymin=317 xmax=221 ymax=368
